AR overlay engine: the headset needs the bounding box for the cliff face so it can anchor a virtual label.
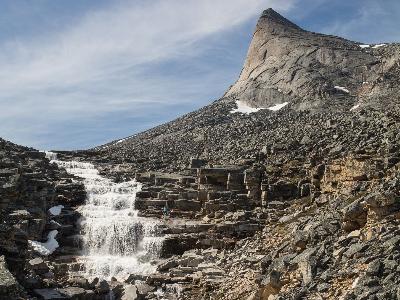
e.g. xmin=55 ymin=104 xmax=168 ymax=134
xmin=226 ymin=8 xmax=399 ymax=111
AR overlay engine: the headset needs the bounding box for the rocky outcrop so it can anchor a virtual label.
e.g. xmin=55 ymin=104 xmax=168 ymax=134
xmin=0 ymin=256 xmax=25 ymax=299
xmin=225 ymin=8 xmax=392 ymax=111
xmin=0 ymin=138 xmax=87 ymax=298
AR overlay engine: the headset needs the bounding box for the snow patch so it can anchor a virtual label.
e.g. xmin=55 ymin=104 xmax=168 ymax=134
xmin=360 ymin=44 xmax=386 ymax=49
xmin=115 ymin=138 xmax=128 ymax=145
xmin=50 ymin=220 xmax=61 ymax=227
xmin=48 ymin=205 xmax=64 ymax=216
xmin=230 ymin=100 xmax=265 ymax=114
xmin=29 ymin=230 xmax=59 ymax=255
xmin=101 ymin=136 xmax=134 ymax=149
xmin=334 ymin=86 xmax=350 ymax=94
xmin=350 ymin=104 xmax=360 ymax=111
xmin=267 ymin=102 xmax=289 ymax=111
xmin=231 ymin=101 xmax=289 ymax=114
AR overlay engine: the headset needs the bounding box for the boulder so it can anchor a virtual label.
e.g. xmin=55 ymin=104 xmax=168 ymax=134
xmin=0 ymin=256 xmax=24 ymax=298
xmin=57 ymin=287 xmax=88 ymax=300
xmin=33 ymin=289 xmax=68 ymax=300
xmin=28 ymin=257 xmax=49 ymax=275
xmin=260 ymin=270 xmax=282 ymax=299
xmin=342 ymin=198 xmax=367 ymax=232
xmin=120 ymin=285 xmax=138 ymax=300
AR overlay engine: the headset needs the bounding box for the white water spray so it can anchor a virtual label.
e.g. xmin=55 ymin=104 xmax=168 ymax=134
xmin=46 ymin=152 xmax=164 ymax=280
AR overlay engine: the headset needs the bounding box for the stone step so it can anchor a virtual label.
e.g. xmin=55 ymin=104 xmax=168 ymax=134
xmin=53 ymin=255 xmax=80 ymax=264
xmin=135 ymin=198 xmax=173 ymax=210
xmin=135 ymin=198 xmax=201 ymax=212
xmin=162 ymin=224 xmax=214 ymax=234
xmin=33 ymin=288 xmax=68 ymax=300
xmin=53 ymin=210 xmax=81 ymax=225
xmin=53 ymin=261 xmax=85 ymax=277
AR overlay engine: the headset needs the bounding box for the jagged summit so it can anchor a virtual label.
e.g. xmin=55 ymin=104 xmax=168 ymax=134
xmin=225 ymin=8 xmax=399 ymax=111
xmin=259 ymin=8 xmax=303 ymax=32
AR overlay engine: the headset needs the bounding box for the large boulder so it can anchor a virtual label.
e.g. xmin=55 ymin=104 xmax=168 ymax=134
xmin=0 ymin=256 xmax=25 ymax=299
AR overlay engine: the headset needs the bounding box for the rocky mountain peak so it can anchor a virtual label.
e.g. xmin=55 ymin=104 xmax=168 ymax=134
xmin=225 ymin=8 xmax=400 ymax=112
xmin=258 ymin=8 xmax=303 ymax=33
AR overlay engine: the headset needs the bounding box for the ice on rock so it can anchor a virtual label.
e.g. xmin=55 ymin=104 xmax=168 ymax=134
xmin=49 ymin=205 xmax=64 ymax=216
xmin=230 ymin=100 xmax=265 ymax=114
xmin=334 ymin=86 xmax=350 ymax=94
xmin=231 ymin=101 xmax=289 ymax=114
xmin=267 ymin=102 xmax=289 ymax=111
xmin=359 ymin=44 xmax=386 ymax=49
xmin=115 ymin=138 xmax=128 ymax=144
xmin=29 ymin=230 xmax=59 ymax=255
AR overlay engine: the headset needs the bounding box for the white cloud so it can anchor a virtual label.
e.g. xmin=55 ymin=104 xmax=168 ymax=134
xmin=0 ymin=0 xmax=295 ymax=148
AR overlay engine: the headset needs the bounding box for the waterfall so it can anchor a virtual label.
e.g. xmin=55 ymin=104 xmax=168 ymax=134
xmin=46 ymin=152 xmax=164 ymax=280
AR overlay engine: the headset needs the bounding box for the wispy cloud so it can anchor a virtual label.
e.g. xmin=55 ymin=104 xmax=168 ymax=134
xmin=317 ymin=0 xmax=400 ymax=43
xmin=0 ymin=0 xmax=295 ymax=149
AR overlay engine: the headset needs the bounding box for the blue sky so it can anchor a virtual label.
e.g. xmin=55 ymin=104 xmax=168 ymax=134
xmin=0 ymin=0 xmax=399 ymax=150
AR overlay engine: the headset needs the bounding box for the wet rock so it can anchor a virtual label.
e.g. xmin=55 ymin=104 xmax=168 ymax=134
xmin=95 ymin=280 xmax=110 ymax=294
xmin=161 ymin=235 xmax=199 ymax=257
xmin=28 ymin=257 xmax=49 ymax=275
xmin=33 ymin=289 xmax=68 ymax=300
xmin=136 ymin=282 xmax=155 ymax=296
xmin=58 ymin=287 xmax=88 ymax=300
xmin=67 ymin=276 xmax=90 ymax=289
xmin=120 ymin=285 xmax=138 ymax=300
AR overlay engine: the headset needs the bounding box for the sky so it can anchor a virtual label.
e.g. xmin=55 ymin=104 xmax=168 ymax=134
xmin=0 ymin=0 xmax=399 ymax=150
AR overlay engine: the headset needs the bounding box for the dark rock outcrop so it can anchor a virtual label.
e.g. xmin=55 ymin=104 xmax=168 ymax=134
xmin=0 ymin=138 xmax=86 ymax=298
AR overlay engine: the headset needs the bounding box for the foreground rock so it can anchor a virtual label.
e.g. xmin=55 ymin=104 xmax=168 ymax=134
xmin=0 ymin=256 xmax=25 ymax=299
xmin=0 ymin=139 xmax=88 ymax=298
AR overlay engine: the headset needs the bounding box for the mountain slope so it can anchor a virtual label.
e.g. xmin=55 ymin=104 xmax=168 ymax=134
xmin=225 ymin=8 xmax=394 ymax=110
xmin=93 ymin=9 xmax=400 ymax=173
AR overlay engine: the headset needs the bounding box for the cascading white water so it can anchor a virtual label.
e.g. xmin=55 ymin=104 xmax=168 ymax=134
xmin=46 ymin=152 xmax=164 ymax=280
